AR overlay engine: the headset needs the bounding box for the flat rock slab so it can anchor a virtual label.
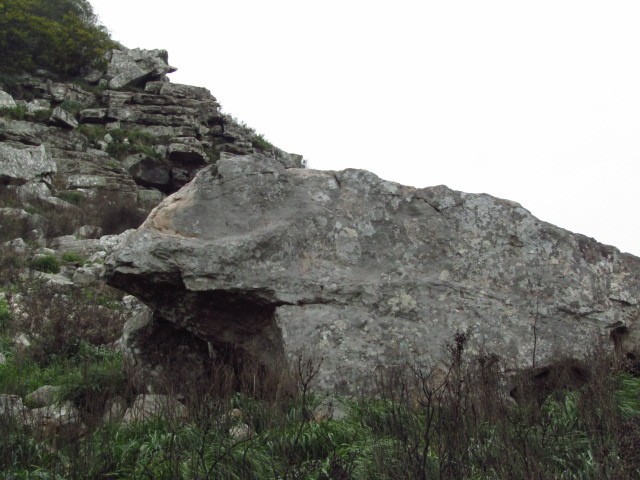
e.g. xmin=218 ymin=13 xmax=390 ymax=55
xmin=0 ymin=143 xmax=56 ymax=185
xmin=106 ymin=154 xmax=640 ymax=393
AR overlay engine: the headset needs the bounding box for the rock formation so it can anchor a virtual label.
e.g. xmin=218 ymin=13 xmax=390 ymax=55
xmin=2 ymin=43 xmax=639 ymax=398
xmin=1 ymin=46 xmax=303 ymax=248
xmin=106 ymin=154 xmax=640 ymax=394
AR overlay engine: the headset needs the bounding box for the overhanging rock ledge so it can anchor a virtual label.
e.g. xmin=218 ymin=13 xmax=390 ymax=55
xmin=105 ymin=153 xmax=640 ymax=394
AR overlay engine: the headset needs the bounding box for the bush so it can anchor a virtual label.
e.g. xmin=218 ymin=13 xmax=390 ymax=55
xmin=11 ymin=280 xmax=126 ymax=366
xmin=0 ymin=0 xmax=114 ymax=76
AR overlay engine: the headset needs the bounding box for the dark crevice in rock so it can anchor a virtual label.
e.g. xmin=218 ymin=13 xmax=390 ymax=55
xmin=332 ymin=173 xmax=342 ymax=189
xmin=110 ymin=271 xmax=289 ymax=394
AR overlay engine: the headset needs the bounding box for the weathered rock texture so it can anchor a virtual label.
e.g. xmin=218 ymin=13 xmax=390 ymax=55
xmin=106 ymin=154 xmax=640 ymax=394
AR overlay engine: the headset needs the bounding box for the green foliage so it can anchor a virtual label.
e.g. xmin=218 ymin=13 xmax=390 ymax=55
xmin=57 ymin=346 xmax=127 ymax=410
xmin=0 ymin=104 xmax=51 ymax=123
xmin=81 ymin=285 xmax=123 ymax=310
xmin=105 ymin=128 xmax=160 ymax=160
xmin=251 ymin=133 xmax=274 ymax=151
xmin=57 ymin=190 xmax=83 ymax=205
xmin=0 ymin=0 xmax=115 ymax=76
xmin=77 ymin=124 xmax=107 ymax=144
xmin=30 ymin=107 xmax=53 ymax=123
xmin=61 ymin=251 xmax=85 ymax=264
xmin=30 ymin=254 xmax=60 ymax=274
xmin=59 ymin=99 xmax=84 ymax=114
xmin=0 ymin=297 xmax=11 ymax=331
xmin=617 ymin=373 xmax=640 ymax=417
xmin=79 ymin=125 xmax=161 ymax=160
xmin=0 ymin=105 xmax=28 ymax=120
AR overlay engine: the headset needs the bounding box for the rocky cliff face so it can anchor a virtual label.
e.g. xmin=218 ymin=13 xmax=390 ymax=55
xmin=106 ymin=154 xmax=640 ymax=394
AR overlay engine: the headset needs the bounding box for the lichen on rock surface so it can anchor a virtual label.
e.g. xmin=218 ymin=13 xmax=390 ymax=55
xmin=106 ymin=153 xmax=640 ymax=394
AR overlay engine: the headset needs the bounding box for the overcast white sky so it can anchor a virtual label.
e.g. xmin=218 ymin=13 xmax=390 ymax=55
xmin=90 ymin=0 xmax=640 ymax=256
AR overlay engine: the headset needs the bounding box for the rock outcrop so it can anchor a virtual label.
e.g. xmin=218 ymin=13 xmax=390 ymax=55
xmin=0 ymin=46 xmax=302 ymax=247
xmin=106 ymin=154 xmax=640 ymax=394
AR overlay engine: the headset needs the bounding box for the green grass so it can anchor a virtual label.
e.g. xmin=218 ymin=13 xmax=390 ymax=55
xmin=78 ymin=126 xmax=162 ymax=160
xmin=617 ymin=373 xmax=640 ymax=417
xmin=0 ymin=298 xmax=10 ymax=332
xmin=57 ymin=190 xmax=84 ymax=205
xmin=0 ymin=105 xmax=52 ymax=124
xmin=0 ymin=105 xmax=28 ymax=120
xmin=59 ymin=100 xmax=85 ymax=115
xmin=30 ymin=255 xmax=60 ymax=274
xmin=106 ymin=129 xmax=161 ymax=160
xmin=61 ymin=251 xmax=86 ymax=265
xmin=0 ymin=343 xmax=126 ymax=410
xmin=251 ymin=133 xmax=274 ymax=151
xmin=1 ymin=372 xmax=639 ymax=479
xmin=1 ymin=278 xmax=639 ymax=479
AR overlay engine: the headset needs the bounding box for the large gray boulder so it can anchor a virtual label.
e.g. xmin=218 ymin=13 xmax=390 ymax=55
xmin=105 ymin=48 xmax=177 ymax=90
xmin=0 ymin=90 xmax=17 ymax=109
xmin=0 ymin=143 xmax=56 ymax=186
xmin=106 ymin=156 xmax=640 ymax=394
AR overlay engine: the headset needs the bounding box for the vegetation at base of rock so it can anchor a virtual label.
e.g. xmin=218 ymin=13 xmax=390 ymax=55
xmin=0 ymin=0 xmax=115 ymax=76
xmin=3 ymin=278 xmax=126 ymax=368
xmin=1 ymin=296 xmax=640 ymax=479
xmin=29 ymin=254 xmax=60 ymax=274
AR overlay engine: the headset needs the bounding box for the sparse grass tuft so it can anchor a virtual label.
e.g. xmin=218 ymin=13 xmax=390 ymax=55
xmin=61 ymin=251 xmax=86 ymax=265
xmin=251 ymin=133 xmax=274 ymax=151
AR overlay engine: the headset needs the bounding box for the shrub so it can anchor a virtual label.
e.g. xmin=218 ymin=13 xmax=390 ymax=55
xmin=58 ymin=346 xmax=129 ymax=419
xmin=97 ymin=197 xmax=148 ymax=235
xmin=39 ymin=191 xmax=147 ymax=238
xmin=0 ymin=0 xmax=114 ymax=76
xmin=30 ymin=254 xmax=60 ymax=274
xmin=0 ymin=208 xmax=33 ymax=243
xmin=12 ymin=280 xmax=126 ymax=366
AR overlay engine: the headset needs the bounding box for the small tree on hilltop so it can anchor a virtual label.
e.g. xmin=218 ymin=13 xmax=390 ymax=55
xmin=0 ymin=0 xmax=114 ymax=76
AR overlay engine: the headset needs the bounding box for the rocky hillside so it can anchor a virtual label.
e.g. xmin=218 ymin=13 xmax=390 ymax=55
xmin=3 ymin=44 xmax=640 ymax=397
xmin=2 ymin=41 xmax=640 ymax=479
xmin=1 ymin=46 xmax=303 ymax=253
